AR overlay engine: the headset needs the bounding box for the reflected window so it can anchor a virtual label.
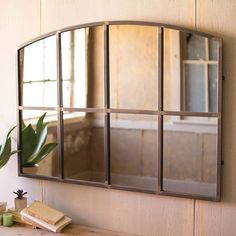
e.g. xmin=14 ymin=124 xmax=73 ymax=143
xmin=164 ymin=30 xmax=219 ymax=113
xmin=182 ymin=34 xmax=218 ymax=112
xmin=21 ymin=36 xmax=57 ymax=107
xmin=61 ymin=26 xmax=104 ymax=108
xmin=61 ymin=30 xmax=88 ymax=108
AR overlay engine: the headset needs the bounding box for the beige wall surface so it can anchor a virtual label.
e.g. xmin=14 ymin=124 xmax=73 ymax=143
xmin=0 ymin=0 xmax=234 ymax=235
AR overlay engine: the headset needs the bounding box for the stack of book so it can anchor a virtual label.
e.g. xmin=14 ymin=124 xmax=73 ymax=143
xmin=20 ymin=201 xmax=72 ymax=233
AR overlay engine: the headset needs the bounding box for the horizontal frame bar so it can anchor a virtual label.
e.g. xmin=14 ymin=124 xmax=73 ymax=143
xmin=158 ymin=190 xmax=220 ymax=202
xmin=19 ymin=106 xmax=221 ymax=118
xmin=19 ymin=106 xmax=58 ymax=111
xmin=18 ymin=172 xmax=107 ymax=188
xmin=110 ymin=185 xmax=157 ymax=195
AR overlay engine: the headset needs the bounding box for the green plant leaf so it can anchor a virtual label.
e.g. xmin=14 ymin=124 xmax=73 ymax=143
xmin=0 ymin=137 xmax=11 ymax=157
xmin=9 ymin=150 xmax=19 ymax=156
xmin=0 ymin=153 xmax=11 ymax=168
xmin=0 ymin=126 xmax=18 ymax=169
xmin=0 ymin=126 xmax=16 ymax=156
xmin=6 ymin=126 xmax=16 ymax=138
xmin=0 ymin=150 xmax=17 ymax=168
xmin=30 ymin=125 xmax=48 ymax=159
xmin=0 ymin=138 xmax=11 ymax=168
xmin=21 ymin=112 xmax=57 ymax=168
xmin=22 ymin=124 xmax=37 ymax=165
xmin=22 ymin=121 xmax=26 ymax=129
xmin=26 ymin=143 xmax=57 ymax=166
xmin=36 ymin=113 xmax=46 ymax=136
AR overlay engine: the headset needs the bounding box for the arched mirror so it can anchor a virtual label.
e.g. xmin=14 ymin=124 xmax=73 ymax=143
xmin=17 ymin=21 xmax=222 ymax=201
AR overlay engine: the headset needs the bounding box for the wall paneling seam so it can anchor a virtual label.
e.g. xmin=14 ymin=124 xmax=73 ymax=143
xmin=40 ymin=0 xmax=42 ymax=34
xmin=193 ymin=199 xmax=196 ymax=236
xmin=195 ymin=0 xmax=198 ymax=30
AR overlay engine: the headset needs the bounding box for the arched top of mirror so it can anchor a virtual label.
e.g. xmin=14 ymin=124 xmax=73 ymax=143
xmin=18 ymin=21 xmax=222 ymax=49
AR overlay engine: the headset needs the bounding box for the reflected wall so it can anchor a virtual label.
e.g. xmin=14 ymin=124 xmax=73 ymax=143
xmin=110 ymin=113 xmax=158 ymax=191
xmin=63 ymin=112 xmax=105 ymax=183
xmin=110 ymin=25 xmax=159 ymax=110
xmin=163 ymin=116 xmax=218 ymax=197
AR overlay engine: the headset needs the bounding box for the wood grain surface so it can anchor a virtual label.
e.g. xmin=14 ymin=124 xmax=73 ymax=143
xmin=0 ymin=224 xmax=132 ymax=236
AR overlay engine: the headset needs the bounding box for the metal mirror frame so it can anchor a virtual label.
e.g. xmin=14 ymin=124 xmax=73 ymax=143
xmin=17 ymin=21 xmax=222 ymax=201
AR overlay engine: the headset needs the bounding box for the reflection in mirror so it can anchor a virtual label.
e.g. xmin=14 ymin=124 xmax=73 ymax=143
xmin=164 ymin=29 xmax=219 ymax=112
xmin=22 ymin=110 xmax=59 ymax=177
xmin=110 ymin=25 xmax=159 ymax=110
xmin=110 ymin=113 xmax=158 ymax=191
xmin=20 ymin=36 xmax=57 ymax=107
xmin=61 ymin=26 xmax=104 ymax=108
xmin=63 ymin=112 xmax=105 ymax=182
xmin=163 ymin=115 xmax=218 ymax=197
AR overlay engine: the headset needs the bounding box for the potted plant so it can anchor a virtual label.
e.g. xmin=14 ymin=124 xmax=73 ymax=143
xmin=13 ymin=189 xmax=27 ymax=212
xmin=0 ymin=127 xmax=18 ymax=169
xmin=22 ymin=113 xmax=57 ymax=173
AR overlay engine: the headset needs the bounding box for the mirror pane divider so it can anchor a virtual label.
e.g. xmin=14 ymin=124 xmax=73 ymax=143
xmin=18 ymin=106 xmax=58 ymax=111
xmin=157 ymin=27 xmax=164 ymax=192
xmin=104 ymin=23 xmax=111 ymax=185
xmin=216 ymin=38 xmax=223 ymax=201
xmin=16 ymin=49 xmax=23 ymax=174
xmin=17 ymin=109 xmax=23 ymax=175
xmin=56 ymin=32 xmax=64 ymax=180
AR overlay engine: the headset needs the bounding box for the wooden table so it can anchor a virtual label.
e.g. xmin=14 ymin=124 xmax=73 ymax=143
xmin=0 ymin=224 xmax=132 ymax=236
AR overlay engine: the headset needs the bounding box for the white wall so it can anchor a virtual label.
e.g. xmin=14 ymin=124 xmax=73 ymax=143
xmin=0 ymin=0 xmax=235 ymax=235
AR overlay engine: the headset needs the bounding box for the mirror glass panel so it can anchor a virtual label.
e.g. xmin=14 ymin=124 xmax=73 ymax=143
xmin=20 ymin=36 xmax=57 ymax=107
xmin=63 ymin=112 xmax=105 ymax=182
xmin=110 ymin=113 xmax=158 ymax=191
xmin=163 ymin=115 xmax=218 ymax=197
xmin=22 ymin=110 xmax=59 ymax=177
xmin=110 ymin=25 xmax=159 ymax=110
xmin=61 ymin=26 xmax=104 ymax=108
xmin=164 ymin=28 xmax=219 ymax=112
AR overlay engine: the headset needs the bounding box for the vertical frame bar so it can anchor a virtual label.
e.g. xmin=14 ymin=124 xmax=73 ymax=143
xmin=17 ymin=110 xmax=23 ymax=174
xmin=17 ymin=49 xmax=23 ymax=175
xmin=56 ymin=32 xmax=64 ymax=179
xmin=17 ymin=49 xmax=23 ymax=107
xmin=158 ymin=27 xmax=164 ymax=192
xmin=104 ymin=24 xmax=110 ymax=109
xmin=216 ymin=38 xmax=223 ymax=200
xmin=104 ymin=23 xmax=111 ymax=185
xmin=205 ymin=38 xmax=210 ymax=112
xmin=16 ymin=48 xmax=24 ymax=175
